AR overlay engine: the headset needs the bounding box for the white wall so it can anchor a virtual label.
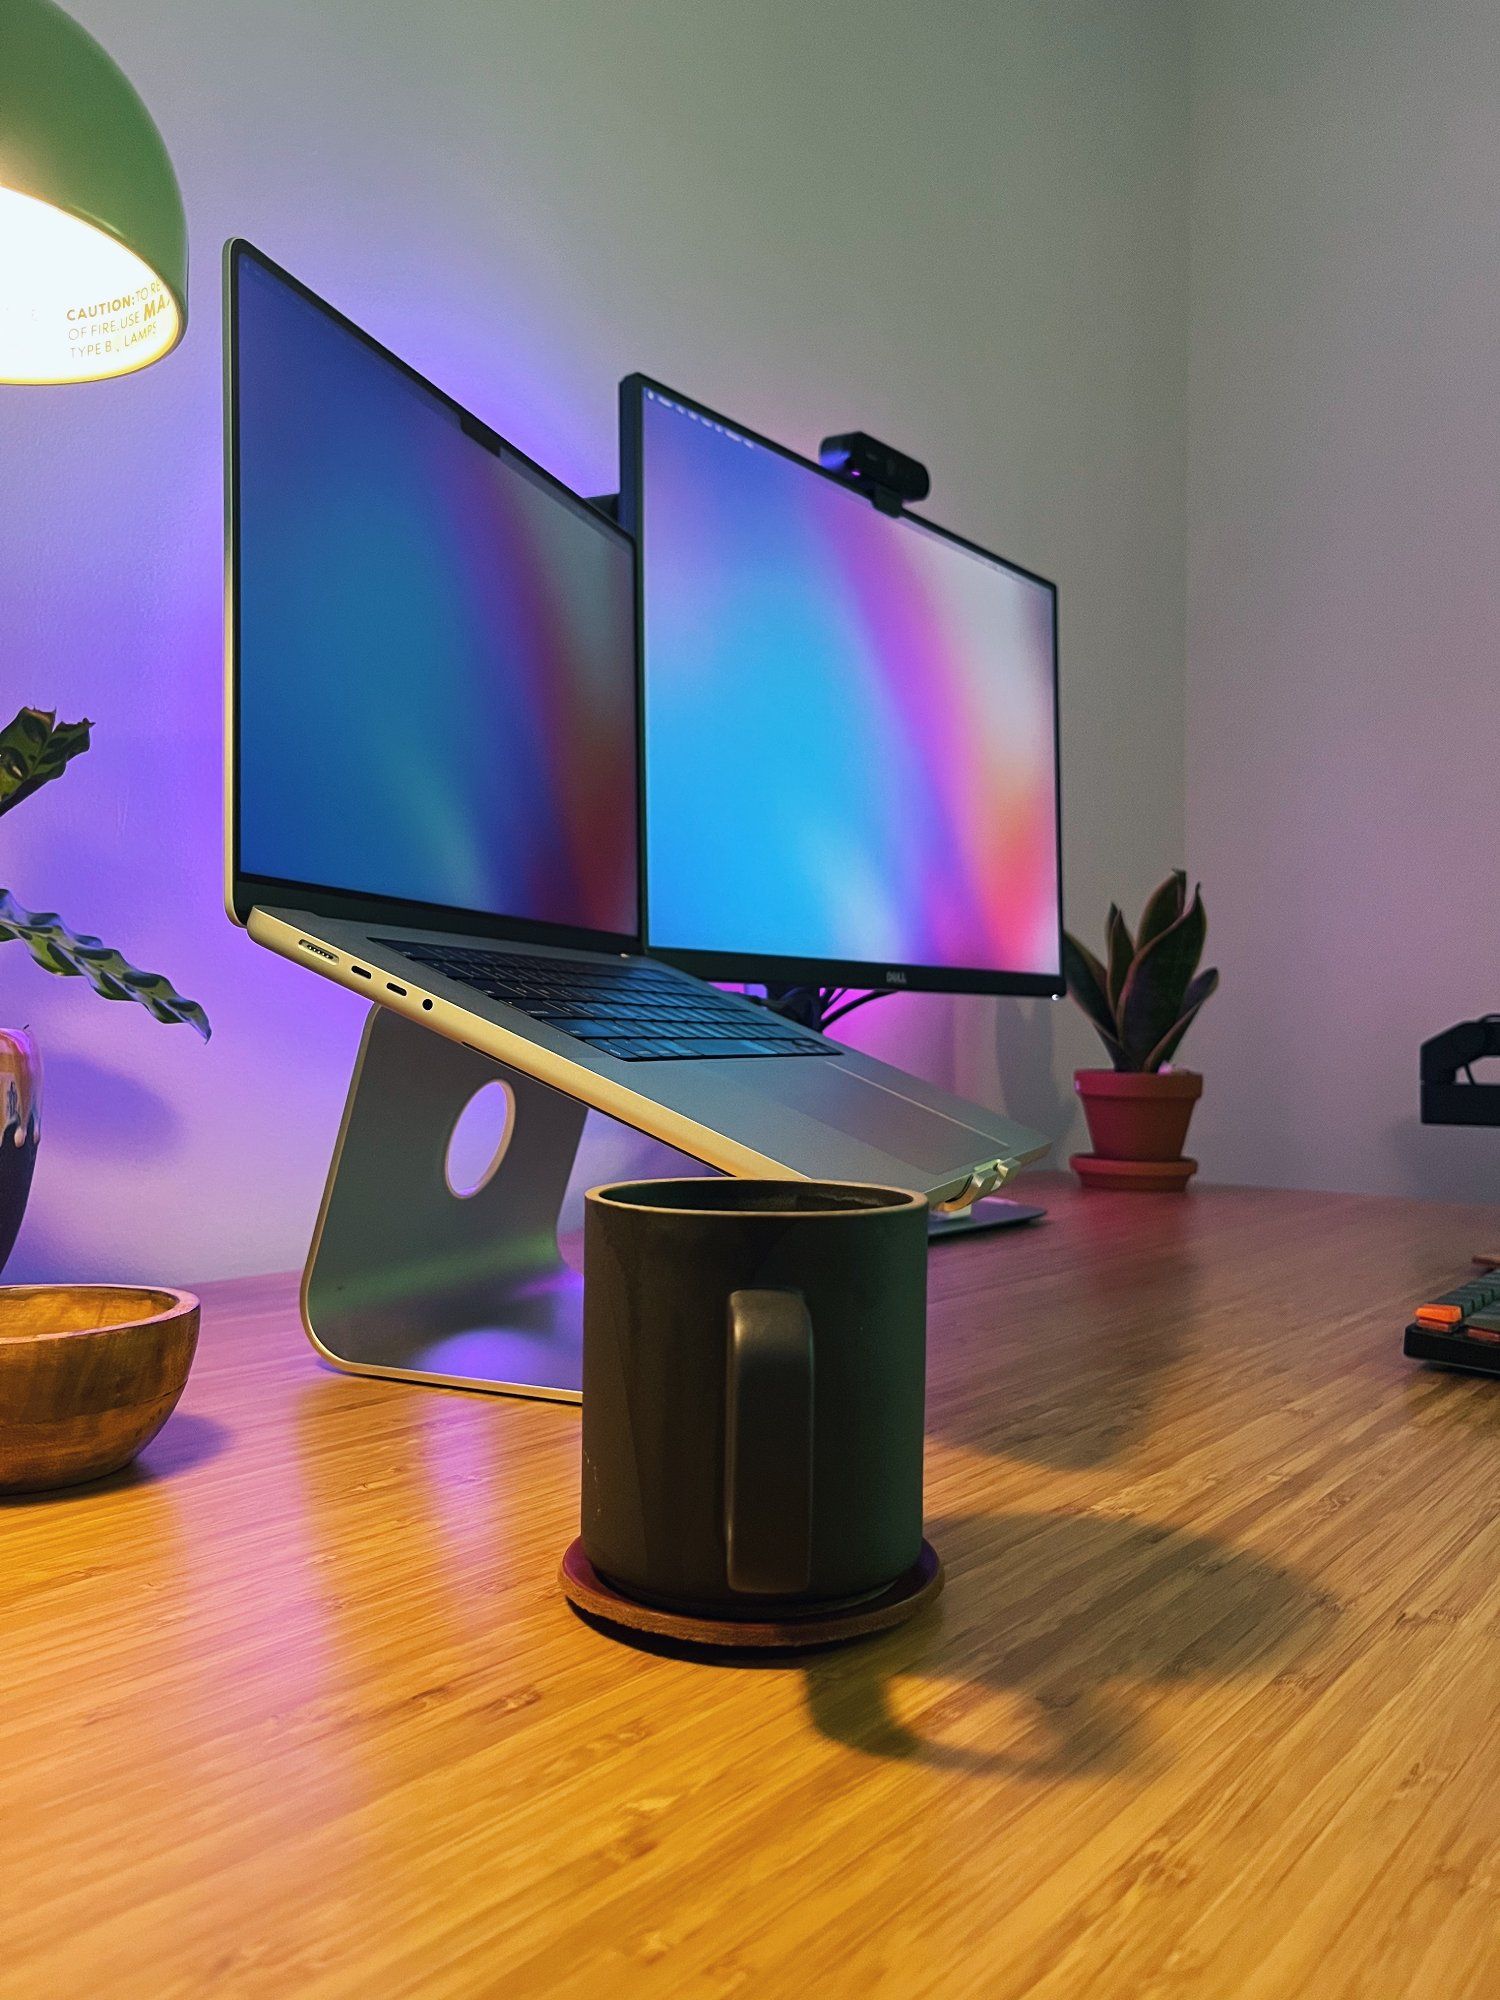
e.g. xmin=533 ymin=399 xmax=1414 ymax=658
xmin=1186 ymin=0 xmax=1500 ymax=1199
xmin=1 ymin=0 xmax=1190 ymax=1283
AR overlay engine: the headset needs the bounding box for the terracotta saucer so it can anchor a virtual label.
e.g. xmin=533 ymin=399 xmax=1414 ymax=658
xmin=559 ymin=1538 xmax=943 ymax=1651
xmin=1070 ymin=1153 xmax=1197 ymax=1192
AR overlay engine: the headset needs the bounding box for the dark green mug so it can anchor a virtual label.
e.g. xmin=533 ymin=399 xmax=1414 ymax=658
xmin=581 ymin=1178 xmax=929 ymax=1615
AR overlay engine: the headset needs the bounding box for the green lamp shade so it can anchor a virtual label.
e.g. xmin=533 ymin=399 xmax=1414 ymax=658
xmin=0 ymin=0 xmax=187 ymax=383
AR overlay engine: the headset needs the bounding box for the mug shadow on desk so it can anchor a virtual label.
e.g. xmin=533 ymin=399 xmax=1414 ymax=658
xmin=800 ymin=1508 xmax=1338 ymax=1777
xmin=927 ymin=1232 xmax=1199 ymax=1474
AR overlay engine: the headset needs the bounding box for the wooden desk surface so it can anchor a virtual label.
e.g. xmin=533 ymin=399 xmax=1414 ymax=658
xmin=5 ymin=1177 xmax=1500 ymax=1999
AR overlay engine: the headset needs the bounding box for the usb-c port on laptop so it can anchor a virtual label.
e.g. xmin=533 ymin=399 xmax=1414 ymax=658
xmin=351 ymin=965 xmax=371 ymax=979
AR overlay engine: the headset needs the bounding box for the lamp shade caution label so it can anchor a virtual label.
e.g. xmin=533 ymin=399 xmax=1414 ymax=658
xmin=64 ymin=281 xmax=172 ymax=361
xmin=0 ymin=186 xmax=182 ymax=384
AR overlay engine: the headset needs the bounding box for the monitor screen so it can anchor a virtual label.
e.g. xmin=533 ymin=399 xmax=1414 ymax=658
xmin=228 ymin=244 xmax=640 ymax=947
xmin=622 ymin=379 xmax=1062 ymax=994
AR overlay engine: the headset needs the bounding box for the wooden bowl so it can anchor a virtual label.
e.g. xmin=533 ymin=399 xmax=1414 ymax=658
xmin=0 ymin=1285 xmax=200 ymax=1493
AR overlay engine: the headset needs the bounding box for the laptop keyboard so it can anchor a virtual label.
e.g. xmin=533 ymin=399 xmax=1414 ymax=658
xmin=380 ymin=942 xmax=832 ymax=1062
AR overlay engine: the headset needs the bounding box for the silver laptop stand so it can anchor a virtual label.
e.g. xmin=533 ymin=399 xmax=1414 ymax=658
xmin=303 ymin=1006 xmax=617 ymax=1401
xmin=302 ymin=1004 xmax=1043 ymax=1401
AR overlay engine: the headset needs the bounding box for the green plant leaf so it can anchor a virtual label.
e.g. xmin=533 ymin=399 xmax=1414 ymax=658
xmin=1136 ymin=870 xmax=1187 ymax=955
xmin=1116 ymin=887 xmax=1207 ymax=1069
xmin=0 ymin=890 xmax=210 ymax=1038
xmin=1062 ymin=932 xmax=1113 ymax=1029
xmin=1142 ymin=966 xmax=1220 ymax=1072
xmin=1105 ymin=904 xmax=1134 ymax=1014
xmin=1062 ymin=931 xmax=1126 ymax=1065
xmin=0 ymin=708 xmax=92 ymax=818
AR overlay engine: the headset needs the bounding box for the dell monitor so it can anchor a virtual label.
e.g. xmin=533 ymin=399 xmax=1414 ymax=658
xmin=618 ymin=376 xmax=1063 ymax=999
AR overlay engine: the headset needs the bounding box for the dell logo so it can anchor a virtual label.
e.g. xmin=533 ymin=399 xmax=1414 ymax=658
xmin=886 ymin=969 xmax=907 ymax=985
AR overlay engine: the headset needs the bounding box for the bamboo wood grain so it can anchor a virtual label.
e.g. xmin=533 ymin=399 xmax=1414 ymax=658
xmin=2 ymin=1177 xmax=1499 ymax=1998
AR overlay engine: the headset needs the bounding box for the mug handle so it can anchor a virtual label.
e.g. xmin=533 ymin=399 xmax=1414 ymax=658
xmin=724 ymin=1288 xmax=814 ymax=1595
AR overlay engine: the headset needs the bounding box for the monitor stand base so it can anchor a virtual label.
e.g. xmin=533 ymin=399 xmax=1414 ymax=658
xmin=928 ymin=1195 xmax=1046 ymax=1239
xmin=301 ymin=1007 xmax=615 ymax=1402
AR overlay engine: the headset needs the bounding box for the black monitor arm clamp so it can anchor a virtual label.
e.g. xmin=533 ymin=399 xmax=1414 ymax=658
xmin=1420 ymin=1016 xmax=1500 ymax=1126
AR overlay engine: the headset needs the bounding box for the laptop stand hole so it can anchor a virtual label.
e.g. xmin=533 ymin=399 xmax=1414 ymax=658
xmin=444 ymin=1079 xmax=516 ymax=1200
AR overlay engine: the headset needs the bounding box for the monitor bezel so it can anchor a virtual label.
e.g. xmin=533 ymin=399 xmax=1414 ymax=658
xmin=618 ymin=373 xmax=1065 ymax=999
xmin=224 ymin=238 xmax=644 ymax=957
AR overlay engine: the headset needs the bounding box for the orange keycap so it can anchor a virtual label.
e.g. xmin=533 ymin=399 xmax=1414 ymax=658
xmin=1416 ymin=1304 xmax=1464 ymax=1326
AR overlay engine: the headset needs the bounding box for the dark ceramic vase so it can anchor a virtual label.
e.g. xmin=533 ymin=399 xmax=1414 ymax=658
xmin=0 ymin=1030 xmax=40 ymax=1276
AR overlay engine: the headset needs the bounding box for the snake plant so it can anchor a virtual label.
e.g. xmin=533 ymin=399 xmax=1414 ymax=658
xmin=0 ymin=706 xmax=209 ymax=1038
xmin=1063 ymin=870 xmax=1216 ymax=1073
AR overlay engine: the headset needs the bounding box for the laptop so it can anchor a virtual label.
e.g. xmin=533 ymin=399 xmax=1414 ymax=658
xmin=224 ymin=240 xmax=1047 ymax=1209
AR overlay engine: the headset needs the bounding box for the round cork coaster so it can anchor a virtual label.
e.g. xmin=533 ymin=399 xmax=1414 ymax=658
xmin=559 ymin=1538 xmax=943 ymax=1651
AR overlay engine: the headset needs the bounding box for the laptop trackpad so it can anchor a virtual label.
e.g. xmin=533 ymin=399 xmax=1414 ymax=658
xmin=775 ymin=1061 xmax=1002 ymax=1176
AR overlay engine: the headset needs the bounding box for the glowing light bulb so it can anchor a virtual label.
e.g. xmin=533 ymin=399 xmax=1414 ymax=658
xmin=0 ymin=184 xmax=181 ymax=384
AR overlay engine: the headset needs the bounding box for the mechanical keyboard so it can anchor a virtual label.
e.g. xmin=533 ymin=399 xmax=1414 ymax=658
xmin=381 ymin=941 xmax=832 ymax=1062
xmin=1403 ymin=1271 xmax=1500 ymax=1374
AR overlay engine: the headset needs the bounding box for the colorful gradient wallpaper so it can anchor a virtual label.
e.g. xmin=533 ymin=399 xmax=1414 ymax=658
xmin=632 ymin=387 xmax=1061 ymax=977
xmin=234 ymin=252 xmax=639 ymax=939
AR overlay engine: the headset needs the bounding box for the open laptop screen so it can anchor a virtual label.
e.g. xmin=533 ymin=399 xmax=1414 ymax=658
xmin=228 ymin=243 xmax=640 ymax=947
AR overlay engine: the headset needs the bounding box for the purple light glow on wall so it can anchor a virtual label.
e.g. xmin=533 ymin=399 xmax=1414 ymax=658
xmin=0 ymin=193 xmax=620 ymax=1284
xmin=3 ymin=0 xmax=1098 ymax=1283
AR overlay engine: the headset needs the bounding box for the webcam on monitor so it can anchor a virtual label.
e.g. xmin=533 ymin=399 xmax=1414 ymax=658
xmin=817 ymin=430 xmax=930 ymax=515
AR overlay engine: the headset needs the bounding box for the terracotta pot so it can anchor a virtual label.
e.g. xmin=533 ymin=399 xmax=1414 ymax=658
xmin=0 ymin=1030 xmax=40 ymax=1277
xmin=1074 ymin=1068 xmax=1202 ymax=1164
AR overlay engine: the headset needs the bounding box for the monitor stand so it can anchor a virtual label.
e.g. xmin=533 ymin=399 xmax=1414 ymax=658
xmin=928 ymin=1196 xmax=1046 ymax=1239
